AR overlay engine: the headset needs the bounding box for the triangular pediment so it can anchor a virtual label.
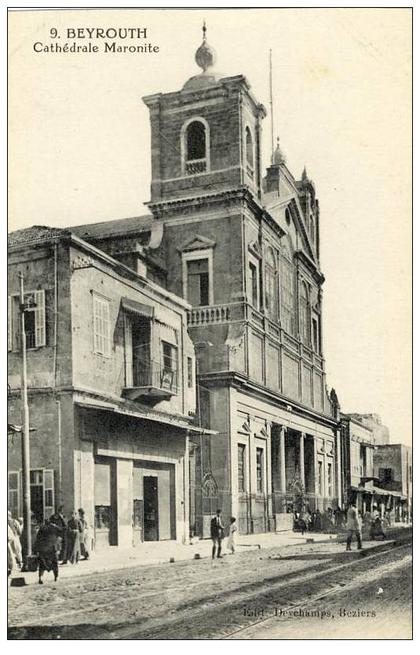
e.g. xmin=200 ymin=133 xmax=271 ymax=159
xmin=178 ymin=234 xmax=216 ymax=253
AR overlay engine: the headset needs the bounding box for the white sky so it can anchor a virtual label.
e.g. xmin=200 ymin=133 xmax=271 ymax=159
xmin=8 ymin=8 xmax=412 ymax=445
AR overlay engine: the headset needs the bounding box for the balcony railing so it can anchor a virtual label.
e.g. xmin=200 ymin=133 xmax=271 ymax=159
xmin=188 ymin=303 xmax=239 ymax=326
xmin=123 ymin=360 xmax=177 ymax=402
xmin=185 ymin=158 xmax=207 ymax=175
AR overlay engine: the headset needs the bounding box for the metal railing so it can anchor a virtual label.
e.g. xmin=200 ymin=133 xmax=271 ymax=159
xmin=131 ymin=360 xmax=178 ymax=393
xmin=185 ymin=159 xmax=207 ymax=175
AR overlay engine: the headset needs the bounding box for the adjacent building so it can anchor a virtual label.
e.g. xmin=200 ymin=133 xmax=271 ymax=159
xmin=346 ymin=413 xmax=390 ymax=446
xmin=7 ymin=225 xmax=209 ymax=548
xmin=373 ymin=444 xmax=412 ymax=521
xmin=340 ymin=414 xmax=376 ymax=513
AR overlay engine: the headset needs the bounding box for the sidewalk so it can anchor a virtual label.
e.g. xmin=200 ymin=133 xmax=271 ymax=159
xmin=10 ymin=525 xmax=411 ymax=587
xmin=10 ymin=529 xmax=338 ymax=586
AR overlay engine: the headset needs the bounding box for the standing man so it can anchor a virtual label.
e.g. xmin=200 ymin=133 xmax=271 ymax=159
xmin=210 ymin=509 xmax=225 ymax=559
xmin=346 ymin=501 xmax=362 ymax=551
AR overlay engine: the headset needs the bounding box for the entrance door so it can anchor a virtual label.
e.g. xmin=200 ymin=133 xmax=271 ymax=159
xmin=143 ymin=476 xmax=159 ymax=541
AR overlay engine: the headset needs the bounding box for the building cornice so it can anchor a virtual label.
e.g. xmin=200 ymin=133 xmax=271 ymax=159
xmin=198 ymin=370 xmax=339 ymax=429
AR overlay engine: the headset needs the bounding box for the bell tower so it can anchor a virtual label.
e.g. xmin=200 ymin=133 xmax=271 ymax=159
xmin=143 ymin=23 xmax=266 ymax=204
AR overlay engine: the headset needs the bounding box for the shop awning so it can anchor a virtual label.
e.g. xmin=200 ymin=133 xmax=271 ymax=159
xmin=121 ymin=297 xmax=154 ymax=319
xmin=74 ymin=394 xmax=217 ymax=436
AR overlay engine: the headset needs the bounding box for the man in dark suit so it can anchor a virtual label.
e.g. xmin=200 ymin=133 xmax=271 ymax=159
xmin=210 ymin=509 xmax=224 ymax=559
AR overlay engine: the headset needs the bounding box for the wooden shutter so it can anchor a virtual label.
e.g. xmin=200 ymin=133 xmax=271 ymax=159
xmin=8 ymin=471 xmax=20 ymax=518
xmin=124 ymin=313 xmax=133 ymax=387
xmin=43 ymin=469 xmax=55 ymax=519
xmin=34 ymin=290 xmax=46 ymax=347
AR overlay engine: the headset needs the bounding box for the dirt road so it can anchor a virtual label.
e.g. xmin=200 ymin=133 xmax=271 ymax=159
xmin=8 ymin=538 xmax=412 ymax=640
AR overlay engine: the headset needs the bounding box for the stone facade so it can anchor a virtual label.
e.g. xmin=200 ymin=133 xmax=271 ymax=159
xmin=8 ymin=228 xmax=198 ymax=547
xmin=139 ymin=36 xmax=341 ymax=535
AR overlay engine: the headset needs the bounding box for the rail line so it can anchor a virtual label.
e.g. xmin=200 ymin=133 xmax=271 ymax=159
xmin=9 ymin=539 xmax=411 ymax=640
xmin=222 ymin=548 xmax=411 ymax=639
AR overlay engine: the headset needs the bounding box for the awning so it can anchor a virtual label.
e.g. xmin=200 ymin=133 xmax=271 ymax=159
xmin=370 ymin=486 xmax=405 ymax=498
xmin=121 ymin=297 xmax=154 ymax=319
xmin=74 ymin=394 xmax=217 ymax=436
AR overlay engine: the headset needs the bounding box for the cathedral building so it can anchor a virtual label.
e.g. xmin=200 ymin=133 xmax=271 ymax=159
xmin=75 ymin=27 xmax=342 ymax=536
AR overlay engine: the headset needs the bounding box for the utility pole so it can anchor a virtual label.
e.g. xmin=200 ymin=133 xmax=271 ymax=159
xmin=18 ymin=272 xmax=32 ymax=564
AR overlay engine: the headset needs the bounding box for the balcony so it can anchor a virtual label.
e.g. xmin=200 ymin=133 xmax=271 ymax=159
xmin=185 ymin=159 xmax=207 ymax=175
xmin=123 ymin=360 xmax=177 ymax=402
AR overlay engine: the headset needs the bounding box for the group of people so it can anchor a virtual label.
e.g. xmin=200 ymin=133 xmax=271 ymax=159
xmin=293 ymin=507 xmax=344 ymax=534
xmin=210 ymin=511 xmax=237 ymax=559
xmin=8 ymin=506 xmax=91 ymax=585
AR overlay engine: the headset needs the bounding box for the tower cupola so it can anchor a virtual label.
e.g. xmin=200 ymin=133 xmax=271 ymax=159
xmin=183 ymin=22 xmax=221 ymax=90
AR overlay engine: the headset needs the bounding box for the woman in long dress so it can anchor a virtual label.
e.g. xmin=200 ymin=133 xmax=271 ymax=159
xmin=78 ymin=508 xmax=90 ymax=560
xmin=66 ymin=511 xmax=82 ymax=564
xmin=226 ymin=516 xmax=237 ymax=554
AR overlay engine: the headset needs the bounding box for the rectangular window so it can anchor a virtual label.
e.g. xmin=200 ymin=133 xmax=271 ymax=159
xmin=238 ymin=444 xmax=246 ymax=493
xmin=162 ymin=341 xmax=178 ymax=390
xmin=256 ymin=447 xmax=264 ymax=493
xmin=187 ymin=356 xmax=193 ymax=388
xmin=8 ymin=471 xmax=20 ymax=518
xmin=317 ymin=460 xmax=324 ymax=496
xmin=248 ymin=261 xmax=259 ymax=309
xmin=327 ymin=462 xmax=333 ymax=497
xmin=187 ymin=259 xmax=209 ymax=306
xmin=93 ymin=294 xmax=111 ymax=356
xmin=8 ymin=290 xmax=46 ymax=350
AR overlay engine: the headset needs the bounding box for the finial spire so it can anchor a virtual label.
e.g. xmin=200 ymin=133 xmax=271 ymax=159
xmin=194 ymin=20 xmax=216 ymax=73
xmin=272 ymin=136 xmax=286 ymax=165
xmin=302 ymin=166 xmax=308 ymax=180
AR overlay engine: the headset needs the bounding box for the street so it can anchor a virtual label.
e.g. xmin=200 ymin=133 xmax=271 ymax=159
xmin=8 ymin=536 xmax=412 ymax=640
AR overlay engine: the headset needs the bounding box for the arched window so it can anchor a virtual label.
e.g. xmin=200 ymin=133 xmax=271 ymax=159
xmin=280 ymin=244 xmax=295 ymax=335
xmin=299 ymin=281 xmax=311 ymax=345
xmin=245 ymin=126 xmax=254 ymax=178
xmin=181 ymin=118 xmax=209 ymax=176
xmin=264 ymin=246 xmax=278 ymax=320
xmin=187 ymin=121 xmax=206 ymax=161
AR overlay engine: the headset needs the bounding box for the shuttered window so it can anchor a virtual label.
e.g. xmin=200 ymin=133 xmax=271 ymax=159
xmin=8 ymin=290 xmax=46 ymax=350
xmin=93 ymin=294 xmax=111 ymax=356
xmin=43 ymin=469 xmax=55 ymax=519
xmin=8 ymin=471 xmax=20 ymax=518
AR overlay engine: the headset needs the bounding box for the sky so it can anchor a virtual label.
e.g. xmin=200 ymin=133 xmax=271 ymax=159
xmin=8 ymin=8 xmax=412 ymax=444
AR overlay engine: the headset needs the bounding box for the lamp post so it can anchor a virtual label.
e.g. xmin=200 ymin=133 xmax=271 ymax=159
xmin=18 ymin=272 xmax=33 ymax=567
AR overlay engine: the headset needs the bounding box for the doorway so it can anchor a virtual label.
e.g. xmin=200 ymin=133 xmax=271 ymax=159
xmin=143 ymin=476 xmax=159 ymax=541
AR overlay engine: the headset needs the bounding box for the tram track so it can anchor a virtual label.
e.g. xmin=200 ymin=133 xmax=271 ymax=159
xmin=8 ymin=538 xmax=411 ymax=640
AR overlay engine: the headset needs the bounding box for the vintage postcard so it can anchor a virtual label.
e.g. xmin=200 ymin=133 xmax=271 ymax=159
xmin=7 ymin=6 xmax=412 ymax=640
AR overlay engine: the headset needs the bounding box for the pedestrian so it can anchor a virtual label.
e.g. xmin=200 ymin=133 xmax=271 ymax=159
xmin=226 ymin=516 xmax=237 ymax=554
xmin=345 ymin=501 xmax=362 ymax=551
xmin=8 ymin=511 xmax=23 ymax=569
xmin=363 ymin=509 xmax=372 ymax=538
xmin=370 ymin=505 xmax=386 ymax=540
xmin=210 ymin=509 xmax=224 ymax=559
xmin=12 ymin=516 xmax=23 ymax=568
xmin=49 ymin=505 xmax=67 ymax=563
xmin=33 ymin=519 xmax=61 ymax=584
xmin=8 ymin=523 xmax=16 ymax=577
xmin=78 ymin=508 xmax=90 ymax=560
xmin=66 ymin=511 xmax=83 ymax=564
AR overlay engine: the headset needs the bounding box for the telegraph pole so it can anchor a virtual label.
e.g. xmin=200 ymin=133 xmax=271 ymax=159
xmin=18 ymin=272 xmax=32 ymax=563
